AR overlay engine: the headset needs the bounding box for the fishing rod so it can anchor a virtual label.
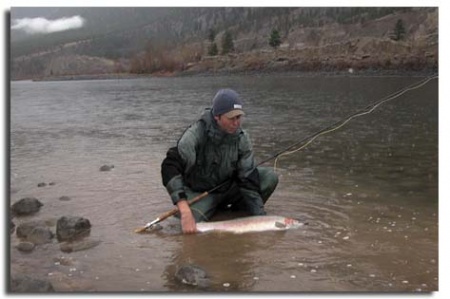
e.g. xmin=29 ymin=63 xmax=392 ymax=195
xmin=135 ymin=75 xmax=437 ymax=233
xmin=135 ymin=150 xmax=275 ymax=233
xmin=135 ymin=184 xmax=227 ymax=233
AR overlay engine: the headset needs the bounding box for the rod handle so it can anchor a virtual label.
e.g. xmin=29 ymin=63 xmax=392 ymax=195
xmin=159 ymin=191 xmax=209 ymax=221
xmin=135 ymin=191 xmax=209 ymax=233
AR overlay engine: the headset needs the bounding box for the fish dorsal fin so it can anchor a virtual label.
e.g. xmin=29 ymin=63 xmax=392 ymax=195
xmin=275 ymin=221 xmax=287 ymax=229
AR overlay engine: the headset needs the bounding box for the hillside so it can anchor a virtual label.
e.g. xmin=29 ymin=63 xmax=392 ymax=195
xmin=10 ymin=7 xmax=438 ymax=80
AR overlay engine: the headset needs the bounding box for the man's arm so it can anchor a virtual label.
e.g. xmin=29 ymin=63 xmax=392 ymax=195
xmin=176 ymin=200 xmax=197 ymax=234
xmin=161 ymin=123 xmax=203 ymax=233
xmin=161 ymin=147 xmax=188 ymax=205
xmin=161 ymin=148 xmax=197 ymax=233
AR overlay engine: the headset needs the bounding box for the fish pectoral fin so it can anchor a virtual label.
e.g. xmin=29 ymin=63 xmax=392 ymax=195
xmin=275 ymin=221 xmax=287 ymax=229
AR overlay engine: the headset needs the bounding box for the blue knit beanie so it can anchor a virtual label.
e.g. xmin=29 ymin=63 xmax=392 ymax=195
xmin=212 ymin=89 xmax=245 ymax=118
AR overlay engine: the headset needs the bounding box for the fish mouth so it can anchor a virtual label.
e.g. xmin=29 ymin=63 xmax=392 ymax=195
xmin=293 ymin=218 xmax=309 ymax=226
xmin=285 ymin=217 xmax=309 ymax=227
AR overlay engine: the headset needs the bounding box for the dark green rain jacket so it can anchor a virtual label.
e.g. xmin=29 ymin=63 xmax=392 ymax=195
xmin=161 ymin=108 xmax=265 ymax=215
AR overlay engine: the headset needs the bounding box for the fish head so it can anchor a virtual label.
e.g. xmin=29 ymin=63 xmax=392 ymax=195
xmin=283 ymin=217 xmax=306 ymax=228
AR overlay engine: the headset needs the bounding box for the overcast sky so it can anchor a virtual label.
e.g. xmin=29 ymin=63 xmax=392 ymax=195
xmin=11 ymin=15 xmax=85 ymax=34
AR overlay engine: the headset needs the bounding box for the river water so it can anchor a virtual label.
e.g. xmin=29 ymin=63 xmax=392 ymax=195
xmin=10 ymin=74 xmax=438 ymax=292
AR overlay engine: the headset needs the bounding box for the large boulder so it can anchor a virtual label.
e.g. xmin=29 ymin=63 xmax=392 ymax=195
xmin=11 ymin=197 xmax=43 ymax=216
xmin=56 ymin=216 xmax=91 ymax=241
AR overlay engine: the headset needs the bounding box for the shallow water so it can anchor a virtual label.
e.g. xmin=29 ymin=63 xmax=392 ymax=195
xmin=10 ymin=74 xmax=438 ymax=292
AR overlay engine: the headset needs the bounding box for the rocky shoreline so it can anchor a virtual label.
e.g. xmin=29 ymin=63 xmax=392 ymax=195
xmin=8 ymin=165 xmax=115 ymax=292
xmin=9 ymin=162 xmax=217 ymax=292
xmin=15 ymin=45 xmax=438 ymax=82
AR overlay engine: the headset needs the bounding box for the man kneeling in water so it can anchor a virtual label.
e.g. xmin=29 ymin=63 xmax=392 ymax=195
xmin=161 ymin=89 xmax=278 ymax=234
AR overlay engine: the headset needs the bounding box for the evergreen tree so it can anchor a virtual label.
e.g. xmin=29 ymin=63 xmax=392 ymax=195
xmin=269 ymin=28 xmax=282 ymax=48
xmin=207 ymin=28 xmax=218 ymax=56
xmin=208 ymin=29 xmax=216 ymax=42
xmin=392 ymin=19 xmax=406 ymax=41
xmin=221 ymin=31 xmax=235 ymax=55
xmin=208 ymin=42 xmax=218 ymax=56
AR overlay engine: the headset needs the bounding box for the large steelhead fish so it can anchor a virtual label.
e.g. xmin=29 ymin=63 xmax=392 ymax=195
xmin=196 ymin=215 xmax=306 ymax=234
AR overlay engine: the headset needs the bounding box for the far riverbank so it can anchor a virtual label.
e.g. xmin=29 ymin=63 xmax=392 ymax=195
xmin=25 ymin=68 xmax=438 ymax=82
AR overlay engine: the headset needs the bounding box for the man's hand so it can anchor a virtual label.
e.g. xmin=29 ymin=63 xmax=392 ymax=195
xmin=177 ymin=200 xmax=197 ymax=234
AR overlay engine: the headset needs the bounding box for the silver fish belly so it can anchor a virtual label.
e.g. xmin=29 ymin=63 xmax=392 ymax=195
xmin=196 ymin=215 xmax=305 ymax=234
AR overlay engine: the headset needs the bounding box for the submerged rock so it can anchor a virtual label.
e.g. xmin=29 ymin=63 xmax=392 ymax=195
xmin=99 ymin=165 xmax=114 ymax=171
xmin=58 ymin=196 xmax=72 ymax=201
xmin=16 ymin=242 xmax=36 ymax=253
xmin=10 ymin=275 xmax=55 ymax=292
xmin=27 ymin=227 xmax=54 ymax=245
xmin=16 ymin=221 xmax=54 ymax=244
xmin=59 ymin=239 xmax=101 ymax=253
xmin=56 ymin=216 xmax=91 ymax=241
xmin=175 ymin=264 xmax=210 ymax=288
xmin=16 ymin=221 xmax=49 ymax=238
xmin=11 ymin=197 xmax=43 ymax=216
